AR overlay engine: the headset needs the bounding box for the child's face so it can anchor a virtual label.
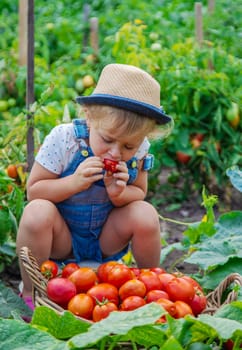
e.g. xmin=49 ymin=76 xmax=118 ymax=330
xmin=89 ymin=123 xmax=144 ymax=161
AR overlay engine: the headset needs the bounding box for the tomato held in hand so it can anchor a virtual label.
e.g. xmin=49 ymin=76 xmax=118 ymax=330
xmin=40 ymin=260 xmax=58 ymax=279
xmin=103 ymin=158 xmax=118 ymax=173
xmin=120 ymin=295 xmax=146 ymax=311
xmin=119 ymin=279 xmax=146 ymax=301
xmin=47 ymin=277 xmax=76 ymax=306
xmin=68 ymin=293 xmax=94 ymax=319
xmin=61 ymin=262 xmax=79 ymax=278
xmin=166 ymin=277 xmax=195 ymax=303
xmin=92 ymin=301 xmax=118 ymax=322
xmin=68 ymin=267 xmax=98 ymax=293
xmin=87 ymin=282 xmax=119 ymax=305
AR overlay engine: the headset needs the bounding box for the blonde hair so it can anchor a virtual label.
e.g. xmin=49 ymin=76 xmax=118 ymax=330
xmin=83 ymin=104 xmax=173 ymax=139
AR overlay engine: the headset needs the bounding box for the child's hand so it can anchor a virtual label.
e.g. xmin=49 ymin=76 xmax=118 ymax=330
xmin=103 ymin=161 xmax=129 ymax=197
xmin=74 ymin=156 xmax=104 ymax=191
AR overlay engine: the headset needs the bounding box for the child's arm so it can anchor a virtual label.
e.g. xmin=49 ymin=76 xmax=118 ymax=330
xmin=27 ymin=157 xmax=104 ymax=203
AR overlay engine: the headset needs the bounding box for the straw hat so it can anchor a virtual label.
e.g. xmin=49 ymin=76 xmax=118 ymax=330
xmin=76 ymin=64 xmax=171 ymax=125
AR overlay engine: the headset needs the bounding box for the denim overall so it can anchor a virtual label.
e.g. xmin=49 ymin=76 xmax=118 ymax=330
xmin=56 ymin=119 xmax=149 ymax=264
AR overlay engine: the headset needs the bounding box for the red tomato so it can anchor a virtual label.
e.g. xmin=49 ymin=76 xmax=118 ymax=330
xmin=155 ymin=298 xmax=176 ymax=317
xmin=87 ymin=282 xmax=119 ymax=305
xmin=119 ymin=279 xmax=146 ymax=301
xmin=68 ymin=267 xmax=98 ymax=293
xmin=173 ymin=300 xmax=194 ymax=318
xmin=189 ymin=291 xmax=207 ymax=316
xmin=158 ymin=273 xmax=175 ymax=291
xmin=61 ymin=262 xmax=79 ymax=278
xmin=146 ymin=289 xmax=170 ymax=303
xmin=191 ymin=137 xmax=201 ymax=149
xmin=138 ymin=270 xmax=162 ymax=292
xmin=166 ymin=277 xmax=195 ymax=303
xmin=180 ymin=275 xmax=203 ymax=292
xmin=68 ymin=293 xmax=94 ymax=319
xmin=129 ymin=267 xmax=141 ymax=278
xmin=47 ymin=277 xmax=76 ymax=306
xmin=176 ymin=151 xmax=191 ymax=164
xmin=120 ymin=295 xmax=146 ymax=311
xmin=40 ymin=260 xmax=58 ymax=279
xmin=103 ymin=158 xmax=118 ymax=173
xmin=92 ymin=301 xmax=118 ymax=322
xmin=97 ymin=261 xmax=118 ymax=282
xmin=107 ymin=264 xmax=133 ymax=288
xmin=150 ymin=267 xmax=166 ymax=275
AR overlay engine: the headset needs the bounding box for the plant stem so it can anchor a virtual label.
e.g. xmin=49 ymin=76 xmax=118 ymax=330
xmin=158 ymin=214 xmax=192 ymax=226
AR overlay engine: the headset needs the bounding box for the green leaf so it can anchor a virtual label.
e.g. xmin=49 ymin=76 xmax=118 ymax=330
xmin=70 ymin=303 xmax=165 ymax=348
xmin=0 ymin=318 xmax=66 ymax=350
xmin=0 ymin=281 xmax=32 ymax=319
xmin=198 ymin=258 xmax=242 ymax=289
xmin=215 ymin=301 xmax=242 ymax=322
xmin=0 ymin=208 xmax=12 ymax=244
xmin=160 ymin=335 xmax=184 ymax=350
xmin=226 ymin=166 xmax=242 ymax=192
xmin=197 ymin=314 xmax=242 ymax=340
xmin=127 ymin=324 xmax=166 ymax=347
xmin=32 ymin=306 xmax=90 ymax=340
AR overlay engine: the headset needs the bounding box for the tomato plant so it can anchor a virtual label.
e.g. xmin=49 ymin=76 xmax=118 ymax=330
xmin=67 ymin=293 xmax=94 ymax=320
xmin=119 ymin=279 xmax=146 ymax=301
xmin=47 ymin=277 xmax=76 ymax=306
xmin=92 ymin=301 xmax=118 ymax=322
xmin=40 ymin=260 xmax=58 ymax=279
xmin=87 ymin=282 xmax=119 ymax=305
xmin=61 ymin=262 xmax=79 ymax=278
xmin=68 ymin=267 xmax=98 ymax=293
xmin=6 ymin=164 xmax=18 ymax=179
xmin=120 ymin=295 xmax=146 ymax=311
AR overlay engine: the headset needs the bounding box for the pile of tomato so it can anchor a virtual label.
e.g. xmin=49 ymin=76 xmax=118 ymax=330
xmin=40 ymin=260 xmax=207 ymax=323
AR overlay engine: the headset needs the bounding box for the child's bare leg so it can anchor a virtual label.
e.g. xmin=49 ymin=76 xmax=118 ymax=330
xmin=16 ymin=199 xmax=72 ymax=297
xmin=99 ymin=201 xmax=161 ymax=268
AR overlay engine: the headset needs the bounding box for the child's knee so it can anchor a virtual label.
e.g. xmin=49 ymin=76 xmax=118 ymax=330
xmin=21 ymin=199 xmax=56 ymax=229
xmin=130 ymin=201 xmax=160 ymax=230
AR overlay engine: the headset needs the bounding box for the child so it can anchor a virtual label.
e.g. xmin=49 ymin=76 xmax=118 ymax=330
xmin=16 ymin=63 xmax=173 ymax=309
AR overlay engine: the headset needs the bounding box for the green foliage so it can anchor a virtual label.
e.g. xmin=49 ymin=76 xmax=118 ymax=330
xmin=0 ymin=302 xmax=242 ymax=349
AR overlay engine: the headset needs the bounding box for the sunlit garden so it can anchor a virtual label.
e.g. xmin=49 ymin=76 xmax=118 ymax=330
xmin=0 ymin=1 xmax=241 ymax=349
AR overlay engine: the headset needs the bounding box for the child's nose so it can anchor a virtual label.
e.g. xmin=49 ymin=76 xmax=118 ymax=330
xmin=110 ymin=145 xmax=121 ymax=159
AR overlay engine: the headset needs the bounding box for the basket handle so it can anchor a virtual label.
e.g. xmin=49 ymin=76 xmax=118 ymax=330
xmin=203 ymin=273 xmax=242 ymax=315
xmin=19 ymin=246 xmax=48 ymax=296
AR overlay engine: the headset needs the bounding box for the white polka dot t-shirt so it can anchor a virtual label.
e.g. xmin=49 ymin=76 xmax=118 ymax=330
xmin=36 ymin=123 xmax=150 ymax=174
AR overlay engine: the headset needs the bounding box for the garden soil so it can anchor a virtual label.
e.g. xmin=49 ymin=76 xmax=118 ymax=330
xmin=1 ymin=173 xmax=241 ymax=296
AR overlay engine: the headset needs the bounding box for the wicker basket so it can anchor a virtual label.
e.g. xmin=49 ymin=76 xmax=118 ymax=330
xmin=20 ymin=246 xmax=242 ymax=319
xmin=201 ymin=272 xmax=242 ymax=315
xmin=19 ymin=246 xmax=93 ymax=323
